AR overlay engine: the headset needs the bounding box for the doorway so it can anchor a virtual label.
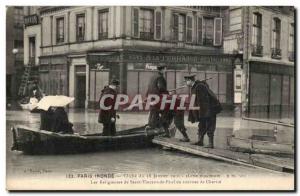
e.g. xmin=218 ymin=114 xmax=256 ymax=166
xmin=75 ymin=74 xmax=86 ymax=108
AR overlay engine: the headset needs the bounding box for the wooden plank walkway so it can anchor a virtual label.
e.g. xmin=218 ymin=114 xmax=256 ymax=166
xmin=152 ymin=137 xmax=294 ymax=173
xmin=228 ymin=137 xmax=294 ymax=155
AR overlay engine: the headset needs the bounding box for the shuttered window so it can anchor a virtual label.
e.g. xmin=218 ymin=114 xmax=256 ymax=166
xmin=214 ymin=17 xmax=222 ymax=46
xmin=133 ymin=8 xmax=139 ymax=38
xmin=155 ymin=11 xmax=162 ymax=39
xmin=197 ymin=17 xmax=203 ymax=44
xmin=172 ymin=14 xmax=179 ymax=41
xmin=186 ymin=16 xmax=193 ymax=42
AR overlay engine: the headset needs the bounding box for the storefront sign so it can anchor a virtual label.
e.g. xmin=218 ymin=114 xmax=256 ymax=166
xmin=87 ymin=51 xmax=234 ymax=67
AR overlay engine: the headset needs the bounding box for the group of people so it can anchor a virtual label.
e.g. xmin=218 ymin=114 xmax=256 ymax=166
xmin=97 ymin=65 xmax=222 ymax=148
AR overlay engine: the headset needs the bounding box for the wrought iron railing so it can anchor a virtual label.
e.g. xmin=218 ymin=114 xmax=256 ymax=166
xmin=271 ymin=48 xmax=282 ymax=59
xmin=251 ymin=45 xmax=263 ymax=57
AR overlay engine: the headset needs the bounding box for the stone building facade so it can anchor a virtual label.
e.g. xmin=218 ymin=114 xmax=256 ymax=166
xmin=24 ymin=6 xmax=239 ymax=109
xmin=223 ymin=6 xmax=295 ymax=118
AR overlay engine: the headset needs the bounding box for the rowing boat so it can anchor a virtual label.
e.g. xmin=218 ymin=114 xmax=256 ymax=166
xmin=11 ymin=125 xmax=164 ymax=155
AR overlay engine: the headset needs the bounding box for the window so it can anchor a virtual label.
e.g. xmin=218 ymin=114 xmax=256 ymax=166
xmin=14 ymin=7 xmax=24 ymax=27
xmin=271 ymin=18 xmax=281 ymax=58
xmin=272 ymin=18 xmax=281 ymax=49
xmin=140 ymin=9 xmax=154 ymax=40
xmin=289 ymin=23 xmax=294 ymax=61
xmin=29 ymin=37 xmax=36 ymax=65
xmin=229 ymin=9 xmax=242 ymax=31
xmin=56 ymin=17 xmax=64 ymax=43
xmin=197 ymin=17 xmax=203 ymax=44
xmin=203 ymin=17 xmax=214 ymax=46
xmin=214 ymin=18 xmax=222 ymax=46
xmin=186 ymin=16 xmax=193 ymax=42
xmin=133 ymin=8 xmax=139 ymax=37
xmin=252 ymin=13 xmax=262 ymax=46
xmin=155 ymin=11 xmax=162 ymax=39
xmin=172 ymin=13 xmax=186 ymax=41
xmin=251 ymin=13 xmax=263 ymax=56
xmin=14 ymin=40 xmax=23 ymax=49
xmin=98 ymin=10 xmax=108 ymax=39
xmin=76 ymin=14 xmax=85 ymax=42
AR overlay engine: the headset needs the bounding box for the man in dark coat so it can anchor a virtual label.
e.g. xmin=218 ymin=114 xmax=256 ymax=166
xmin=51 ymin=107 xmax=74 ymax=134
xmin=98 ymin=79 xmax=119 ymax=136
xmin=185 ymin=74 xmax=222 ymax=148
xmin=146 ymin=65 xmax=169 ymax=137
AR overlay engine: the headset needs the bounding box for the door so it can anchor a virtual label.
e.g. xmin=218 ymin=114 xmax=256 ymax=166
xmin=76 ymin=75 xmax=86 ymax=108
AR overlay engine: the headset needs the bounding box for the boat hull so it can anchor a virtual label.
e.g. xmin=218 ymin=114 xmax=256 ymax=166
xmin=11 ymin=125 xmax=164 ymax=155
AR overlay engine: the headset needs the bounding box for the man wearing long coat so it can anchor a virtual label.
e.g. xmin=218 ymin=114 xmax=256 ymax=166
xmin=98 ymin=79 xmax=119 ymax=136
xmin=146 ymin=65 xmax=169 ymax=137
xmin=185 ymin=74 xmax=222 ymax=148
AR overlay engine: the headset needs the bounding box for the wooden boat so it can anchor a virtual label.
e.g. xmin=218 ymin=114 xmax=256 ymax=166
xmin=11 ymin=125 xmax=164 ymax=155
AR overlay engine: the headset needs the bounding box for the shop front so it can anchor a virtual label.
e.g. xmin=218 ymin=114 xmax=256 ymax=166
xmin=248 ymin=61 xmax=294 ymax=119
xmin=87 ymin=50 xmax=238 ymax=110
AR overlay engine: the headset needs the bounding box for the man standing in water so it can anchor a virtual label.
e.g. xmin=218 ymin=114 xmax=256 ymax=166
xmin=146 ymin=65 xmax=170 ymax=137
xmin=185 ymin=74 xmax=222 ymax=148
xmin=98 ymin=79 xmax=120 ymax=136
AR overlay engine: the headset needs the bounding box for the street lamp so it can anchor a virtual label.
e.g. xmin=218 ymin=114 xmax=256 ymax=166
xmin=12 ymin=48 xmax=19 ymax=55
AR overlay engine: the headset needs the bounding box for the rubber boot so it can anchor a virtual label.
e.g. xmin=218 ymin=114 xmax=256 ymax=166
xmin=179 ymin=130 xmax=190 ymax=142
xmin=193 ymin=133 xmax=204 ymax=146
xmin=204 ymin=135 xmax=214 ymax=148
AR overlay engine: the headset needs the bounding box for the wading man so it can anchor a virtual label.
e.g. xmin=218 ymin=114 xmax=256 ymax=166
xmin=98 ymin=79 xmax=120 ymax=136
xmin=185 ymin=74 xmax=222 ymax=148
xmin=146 ymin=65 xmax=169 ymax=137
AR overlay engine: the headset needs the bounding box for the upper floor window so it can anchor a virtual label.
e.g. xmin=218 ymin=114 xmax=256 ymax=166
xmin=140 ymin=9 xmax=154 ymax=40
xmin=56 ymin=17 xmax=64 ymax=43
xmin=133 ymin=8 xmax=139 ymax=38
xmin=197 ymin=17 xmax=203 ymax=44
xmin=203 ymin=17 xmax=214 ymax=46
xmin=155 ymin=11 xmax=162 ymax=39
xmin=76 ymin=14 xmax=85 ymax=42
xmin=252 ymin=13 xmax=262 ymax=46
xmin=172 ymin=13 xmax=186 ymax=42
xmin=271 ymin=17 xmax=281 ymax=59
xmin=29 ymin=36 xmax=36 ymax=65
xmin=272 ymin=18 xmax=281 ymax=49
xmin=14 ymin=7 xmax=24 ymax=27
xmin=186 ymin=16 xmax=193 ymax=42
xmin=98 ymin=10 xmax=108 ymax=40
xmin=289 ymin=23 xmax=294 ymax=61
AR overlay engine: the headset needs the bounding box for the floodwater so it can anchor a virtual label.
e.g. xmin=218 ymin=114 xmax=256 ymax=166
xmin=6 ymin=109 xmax=293 ymax=190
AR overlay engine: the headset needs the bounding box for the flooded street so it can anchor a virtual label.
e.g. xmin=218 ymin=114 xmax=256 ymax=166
xmin=6 ymin=109 xmax=293 ymax=190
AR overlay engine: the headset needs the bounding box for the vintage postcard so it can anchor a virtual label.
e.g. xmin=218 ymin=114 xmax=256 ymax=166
xmin=6 ymin=5 xmax=295 ymax=191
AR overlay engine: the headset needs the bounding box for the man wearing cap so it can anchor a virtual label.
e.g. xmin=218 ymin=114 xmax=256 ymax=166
xmin=185 ymin=74 xmax=222 ymax=148
xmin=146 ymin=65 xmax=169 ymax=137
xmin=98 ymin=79 xmax=120 ymax=136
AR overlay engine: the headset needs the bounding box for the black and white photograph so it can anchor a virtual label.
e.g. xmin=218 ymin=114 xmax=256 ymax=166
xmin=5 ymin=3 xmax=296 ymax=191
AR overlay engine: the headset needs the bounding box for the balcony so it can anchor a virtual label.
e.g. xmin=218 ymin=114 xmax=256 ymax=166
xmin=288 ymin=51 xmax=294 ymax=62
xmin=271 ymin=48 xmax=282 ymax=59
xmin=140 ymin=32 xmax=154 ymax=40
xmin=24 ymin=14 xmax=39 ymax=27
xmin=251 ymin=45 xmax=263 ymax=57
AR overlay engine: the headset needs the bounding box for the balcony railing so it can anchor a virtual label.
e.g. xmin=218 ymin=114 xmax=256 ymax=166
xmin=251 ymin=45 xmax=263 ymax=57
xmin=29 ymin=57 xmax=35 ymax=66
xmin=271 ymin=48 xmax=282 ymax=59
xmin=24 ymin=14 xmax=39 ymax=27
xmin=288 ymin=51 xmax=294 ymax=62
xmin=140 ymin=32 xmax=154 ymax=40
